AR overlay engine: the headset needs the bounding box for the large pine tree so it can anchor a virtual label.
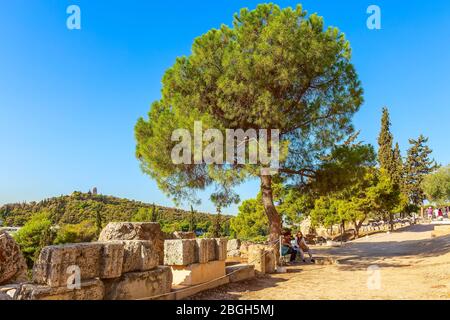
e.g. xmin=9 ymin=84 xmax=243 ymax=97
xmin=404 ymin=135 xmax=438 ymax=207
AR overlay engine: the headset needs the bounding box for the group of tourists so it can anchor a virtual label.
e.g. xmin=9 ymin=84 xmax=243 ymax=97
xmin=281 ymin=230 xmax=315 ymax=265
xmin=426 ymin=206 xmax=449 ymax=220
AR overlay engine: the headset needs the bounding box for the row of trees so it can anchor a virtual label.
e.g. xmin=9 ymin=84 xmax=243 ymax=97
xmin=230 ymin=108 xmax=440 ymax=240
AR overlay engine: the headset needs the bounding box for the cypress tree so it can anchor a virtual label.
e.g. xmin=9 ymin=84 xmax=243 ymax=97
xmin=404 ymin=135 xmax=438 ymax=207
xmin=189 ymin=205 xmax=196 ymax=232
xmin=377 ymin=107 xmax=394 ymax=174
xmin=392 ymin=142 xmax=404 ymax=187
xmin=377 ymin=108 xmax=404 ymax=229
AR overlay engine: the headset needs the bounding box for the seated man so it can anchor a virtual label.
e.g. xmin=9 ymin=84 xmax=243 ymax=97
xmin=281 ymin=231 xmax=297 ymax=264
xmin=295 ymin=231 xmax=315 ymax=263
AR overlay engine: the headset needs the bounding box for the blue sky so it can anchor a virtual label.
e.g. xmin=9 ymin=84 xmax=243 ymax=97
xmin=1 ymin=0 xmax=449 ymax=214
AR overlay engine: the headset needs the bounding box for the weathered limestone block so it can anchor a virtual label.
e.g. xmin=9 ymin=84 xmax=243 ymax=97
xmin=226 ymin=264 xmax=255 ymax=283
xmin=173 ymin=231 xmax=196 ymax=239
xmin=194 ymin=239 xmax=208 ymax=264
xmin=214 ymin=238 xmax=227 ymax=261
xmin=164 ymin=239 xmax=196 ymax=266
xmin=205 ymin=239 xmax=216 ymax=262
xmin=16 ymin=279 xmax=104 ymax=300
xmin=239 ymin=242 xmax=249 ymax=259
xmin=98 ymin=222 xmax=165 ymax=264
xmin=227 ymin=239 xmax=241 ymax=257
xmin=103 ymin=266 xmax=172 ymax=300
xmin=99 ymin=242 xmax=124 ymax=279
xmin=33 ymin=243 xmax=104 ymax=287
xmin=171 ymin=260 xmax=226 ymax=286
xmin=264 ymin=246 xmax=277 ymax=274
xmin=248 ymin=245 xmax=265 ymax=274
xmin=121 ymin=240 xmax=159 ymax=273
xmin=0 ymin=231 xmax=28 ymax=285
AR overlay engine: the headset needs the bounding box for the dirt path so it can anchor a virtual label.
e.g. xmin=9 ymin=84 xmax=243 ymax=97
xmin=191 ymin=224 xmax=450 ymax=300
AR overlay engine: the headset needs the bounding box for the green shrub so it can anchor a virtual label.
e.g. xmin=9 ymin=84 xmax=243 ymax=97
xmin=14 ymin=212 xmax=53 ymax=267
xmin=53 ymin=220 xmax=97 ymax=245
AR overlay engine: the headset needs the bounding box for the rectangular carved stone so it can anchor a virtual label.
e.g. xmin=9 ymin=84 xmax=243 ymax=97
xmin=248 ymin=245 xmax=266 ymax=274
xmin=164 ymin=239 xmax=196 ymax=266
xmin=264 ymin=246 xmax=277 ymax=274
xmin=121 ymin=240 xmax=159 ymax=273
xmin=171 ymin=260 xmax=225 ymax=286
xmin=205 ymin=239 xmax=216 ymax=262
xmin=194 ymin=239 xmax=208 ymax=264
xmin=226 ymin=264 xmax=255 ymax=283
xmin=100 ymin=242 xmax=124 ymax=279
xmin=98 ymin=222 xmax=165 ymax=264
xmin=214 ymin=238 xmax=227 ymax=261
xmin=16 ymin=279 xmax=104 ymax=300
xmin=227 ymin=239 xmax=241 ymax=258
xmin=104 ymin=267 xmax=172 ymax=300
xmin=33 ymin=243 xmax=104 ymax=287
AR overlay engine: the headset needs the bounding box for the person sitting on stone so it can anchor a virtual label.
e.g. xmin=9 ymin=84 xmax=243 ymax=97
xmin=281 ymin=231 xmax=297 ymax=264
xmin=295 ymin=231 xmax=315 ymax=264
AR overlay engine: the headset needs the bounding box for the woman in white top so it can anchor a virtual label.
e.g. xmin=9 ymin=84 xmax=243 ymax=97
xmin=295 ymin=232 xmax=315 ymax=263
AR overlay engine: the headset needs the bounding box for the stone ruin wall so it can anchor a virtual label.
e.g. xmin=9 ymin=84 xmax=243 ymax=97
xmin=0 ymin=222 xmax=240 ymax=300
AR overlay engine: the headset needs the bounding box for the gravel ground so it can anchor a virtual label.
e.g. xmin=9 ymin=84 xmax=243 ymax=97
xmin=190 ymin=224 xmax=450 ymax=300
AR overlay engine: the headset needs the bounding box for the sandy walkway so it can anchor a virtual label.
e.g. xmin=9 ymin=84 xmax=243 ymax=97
xmin=191 ymin=224 xmax=450 ymax=300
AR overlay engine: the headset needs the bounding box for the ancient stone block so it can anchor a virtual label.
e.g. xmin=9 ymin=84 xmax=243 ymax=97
xmin=194 ymin=239 xmax=208 ymax=264
xmin=214 ymin=238 xmax=227 ymax=261
xmin=248 ymin=245 xmax=265 ymax=274
xmin=103 ymin=266 xmax=172 ymax=300
xmin=205 ymin=239 xmax=216 ymax=262
xmin=99 ymin=242 xmax=124 ymax=279
xmin=121 ymin=240 xmax=159 ymax=273
xmin=0 ymin=231 xmax=28 ymax=285
xmin=239 ymin=242 xmax=249 ymax=259
xmin=226 ymin=264 xmax=255 ymax=283
xmin=164 ymin=239 xmax=196 ymax=266
xmin=33 ymin=243 xmax=104 ymax=287
xmin=264 ymin=246 xmax=277 ymax=274
xmin=98 ymin=222 xmax=165 ymax=264
xmin=171 ymin=260 xmax=226 ymax=286
xmin=227 ymin=239 xmax=241 ymax=257
xmin=16 ymin=279 xmax=104 ymax=300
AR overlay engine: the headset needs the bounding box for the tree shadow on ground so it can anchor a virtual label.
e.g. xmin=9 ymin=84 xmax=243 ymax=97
xmin=326 ymin=233 xmax=450 ymax=271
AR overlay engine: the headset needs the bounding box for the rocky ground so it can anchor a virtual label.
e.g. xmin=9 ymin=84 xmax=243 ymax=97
xmin=190 ymin=224 xmax=450 ymax=300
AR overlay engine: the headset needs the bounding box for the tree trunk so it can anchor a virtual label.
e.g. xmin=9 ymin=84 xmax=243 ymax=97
xmin=260 ymin=175 xmax=282 ymax=242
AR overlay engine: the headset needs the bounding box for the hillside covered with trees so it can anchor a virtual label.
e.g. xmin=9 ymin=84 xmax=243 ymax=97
xmin=0 ymin=191 xmax=228 ymax=230
xmin=0 ymin=192 xmax=231 ymax=266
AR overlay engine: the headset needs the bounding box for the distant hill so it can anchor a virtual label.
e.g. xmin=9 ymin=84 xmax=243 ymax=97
xmin=0 ymin=192 xmax=231 ymax=233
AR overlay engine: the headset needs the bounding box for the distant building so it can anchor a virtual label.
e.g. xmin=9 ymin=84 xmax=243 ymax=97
xmin=92 ymin=187 xmax=98 ymax=195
